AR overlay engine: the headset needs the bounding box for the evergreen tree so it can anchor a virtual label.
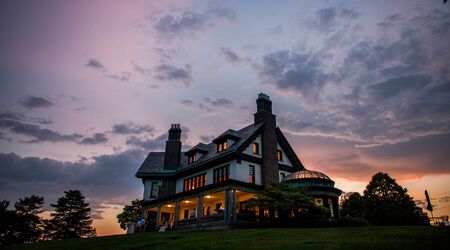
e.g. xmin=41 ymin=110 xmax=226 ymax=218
xmin=363 ymin=172 xmax=429 ymax=226
xmin=48 ymin=190 xmax=96 ymax=239
xmin=117 ymin=199 xmax=143 ymax=230
xmin=341 ymin=192 xmax=364 ymax=218
xmin=0 ymin=200 xmax=17 ymax=245
xmin=14 ymin=195 xmax=45 ymax=243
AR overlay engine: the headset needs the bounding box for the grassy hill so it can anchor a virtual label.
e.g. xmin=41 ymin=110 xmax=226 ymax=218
xmin=3 ymin=226 xmax=450 ymax=250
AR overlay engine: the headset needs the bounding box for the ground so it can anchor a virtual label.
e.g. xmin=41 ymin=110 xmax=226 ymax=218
xmin=4 ymin=227 xmax=450 ymax=250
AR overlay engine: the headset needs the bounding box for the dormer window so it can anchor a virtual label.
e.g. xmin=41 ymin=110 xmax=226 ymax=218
xmin=217 ymin=141 xmax=227 ymax=152
xmin=188 ymin=154 xmax=196 ymax=164
xmin=252 ymin=142 xmax=259 ymax=155
xmin=277 ymin=150 xmax=283 ymax=162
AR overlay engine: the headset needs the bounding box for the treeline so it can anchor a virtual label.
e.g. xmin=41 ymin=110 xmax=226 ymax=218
xmin=0 ymin=190 xmax=96 ymax=246
xmin=341 ymin=172 xmax=430 ymax=226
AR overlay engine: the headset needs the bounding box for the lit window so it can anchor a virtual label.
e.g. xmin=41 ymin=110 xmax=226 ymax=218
xmin=277 ymin=150 xmax=283 ymax=162
xmin=213 ymin=165 xmax=229 ymax=184
xmin=252 ymin=142 xmax=259 ymax=155
xmin=217 ymin=141 xmax=228 ymax=152
xmin=150 ymin=181 xmax=158 ymax=199
xmin=183 ymin=173 xmax=207 ymax=192
xmin=188 ymin=154 xmax=196 ymax=164
xmin=249 ymin=165 xmax=255 ymax=184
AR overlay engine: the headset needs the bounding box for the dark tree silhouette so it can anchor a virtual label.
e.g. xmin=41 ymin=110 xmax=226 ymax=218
xmin=13 ymin=195 xmax=45 ymax=243
xmin=47 ymin=190 xmax=96 ymax=239
xmin=0 ymin=200 xmax=17 ymax=245
xmin=363 ymin=172 xmax=429 ymax=226
xmin=117 ymin=199 xmax=143 ymax=230
xmin=248 ymin=182 xmax=328 ymax=225
xmin=341 ymin=192 xmax=364 ymax=218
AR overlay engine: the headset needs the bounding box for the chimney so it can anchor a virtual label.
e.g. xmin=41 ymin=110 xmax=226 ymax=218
xmin=164 ymin=124 xmax=182 ymax=171
xmin=253 ymin=93 xmax=278 ymax=186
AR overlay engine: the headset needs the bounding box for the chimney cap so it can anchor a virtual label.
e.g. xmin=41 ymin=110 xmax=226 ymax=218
xmin=170 ymin=124 xmax=181 ymax=129
xmin=258 ymin=93 xmax=270 ymax=100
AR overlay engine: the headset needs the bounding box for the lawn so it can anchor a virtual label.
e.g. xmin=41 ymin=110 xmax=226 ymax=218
xmin=3 ymin=227 xmax=449 ymax=250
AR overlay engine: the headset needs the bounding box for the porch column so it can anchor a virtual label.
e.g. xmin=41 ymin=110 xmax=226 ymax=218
xmin=225 ymin=189 xmax=231 ymax=223
xmin=197 ymin=192 xmax=203 ymax=227
xmin=156 ymin=206 xmax=161 ymax=228
xmin=232 ymin=189 xmax=237 ymax=222
xmin=174 ymin=199 xmax=180 ymax=225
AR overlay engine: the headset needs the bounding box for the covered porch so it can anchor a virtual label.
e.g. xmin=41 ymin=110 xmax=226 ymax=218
xmin=143 ymin=182 xmax=262 ymax=230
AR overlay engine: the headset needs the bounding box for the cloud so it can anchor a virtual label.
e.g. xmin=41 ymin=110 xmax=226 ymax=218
xmin=106 ymin=71 xmax=132 ymax=82
xmin=112 ymin=122 xmax=154 ymax=135
xmin=256 ymin=50 xmax=328 ymax=101
xmin=0 ymin=118 xmax=83 ymax=143
xmin=197 ymin=97 xmax=234 ymax=112
xmin=154 ymin=64 xmax=192 ymax=86
xmin=85 ymin=59 xmax=131 ymax=82
xmin=152 ymin=8 xmax=236 ymax=39
xmin=180 ymin=99 xmax=194 ymax=106
xmin=80 ymin=133 xmax=108 ymax=145
xmin=153 ymin=11 xmax=209 ymax=37
xmin=19 ymin=96 xmax=54 ymax=109
xmin=126 ymin=134 xmax=166 ymax=151
xmin=0 ymin=150 xmax=144 ymax=213
xmin=131 ymin=61 xmax=151 ymax=76
xmin=307 ymin=7 xmax=360 ymax=32
xmin=219 ymin=47 xmax=241 ymax=64
xmin=271 ymin=8 xmax=450 ymax=147
xmin=0 ymin=112 xmax=109 ymax=145
xmin=85 ymin=58 xmax=105 ymax=70
xmin=266 ymin=25 xmax=284 ymax=36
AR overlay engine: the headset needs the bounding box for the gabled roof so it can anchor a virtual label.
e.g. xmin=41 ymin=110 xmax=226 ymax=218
xmin=212 ymin=129 xmax=241 ymax=143
xmin=184 ymin=143 xmax=209 ymax=155
xmin=275 ymin=127 xmax=305 ymax=170
xmin=135 ymin=123 xmax=263 ymax=178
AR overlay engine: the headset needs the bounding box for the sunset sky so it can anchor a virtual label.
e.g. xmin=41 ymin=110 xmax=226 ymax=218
xmin=1 ymin=0 xmax=449 ymax=236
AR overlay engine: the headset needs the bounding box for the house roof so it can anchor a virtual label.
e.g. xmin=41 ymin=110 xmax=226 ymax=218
xmin=135 ymin=123 xmax=263 ymax=178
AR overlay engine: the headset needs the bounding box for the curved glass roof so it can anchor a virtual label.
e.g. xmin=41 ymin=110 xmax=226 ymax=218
xmin=284 ymin=170 xmax=331 ymax=181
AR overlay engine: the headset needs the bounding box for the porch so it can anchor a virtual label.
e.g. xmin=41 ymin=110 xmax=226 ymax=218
xmin=143 ymin=185 xmax=261 ymax=230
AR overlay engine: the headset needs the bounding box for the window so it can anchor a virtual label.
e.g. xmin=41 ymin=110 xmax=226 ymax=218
xmin=188 ymin=154 xmax=196 ymax=164
xmin=277 ymin=150 xmax=283 ymax=162
xmin=213 ymin=165 xmax=229 ymax=184
xmin=183 ymin=173 xmax=207 ymax=192
xmin=249 ymin=165 xmax=255 ymax=184
xmin=280 ymin=172 xmax=285 ymax=181
xmin=150 ymin=181 xmax=158 ymax=199
xmin=252 ymin=142 xmax=259 ymax=155
xmin=217 ymin=141 xmax=228 ymax=152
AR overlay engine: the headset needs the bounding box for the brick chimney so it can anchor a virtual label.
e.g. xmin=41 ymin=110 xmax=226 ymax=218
xmin=163 ymin=124 xmax=182 ymax=171
xmin=254 ymin=93 xmax=278 ymax=186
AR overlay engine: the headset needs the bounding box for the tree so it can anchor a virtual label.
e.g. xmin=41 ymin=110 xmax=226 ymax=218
xmin=0 ymin=200 xmax=17 ymax=245
xmin=363 ymin=172 xmax=429 ymax=226
xmin=116 ymin=199 xmax=143 ymax=230
xmin=341 ymin=192 xmax=364 ymax=218
xmin=248 ymin=182 xmax=328 ymax=225
xmin=48 ymin=190 xmax=96 ymax=239
xmin=14 ymin=195 xmax=45 ymax=243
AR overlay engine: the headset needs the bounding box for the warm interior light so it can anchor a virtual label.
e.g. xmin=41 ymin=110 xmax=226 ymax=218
xmin=166 ymin=204 xmax=173 ymax=207
xmin=183 ymin=200 xmax=190 ymax=203
xmin=205 ymin=195 xmax=212 ymax=199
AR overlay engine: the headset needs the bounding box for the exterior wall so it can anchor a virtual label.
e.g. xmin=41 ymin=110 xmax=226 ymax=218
xmin=277 ymin=143 xmax=293 ymax=167
xmin=242 ymin=135 xmax=262 ymax=158
xmin=235 ymin=160 xmax=262 ymax=185
xmin=143 ymin=179 xmax=162 ymax=201
xmin=175 ymin=160 xmax=237 ymax=193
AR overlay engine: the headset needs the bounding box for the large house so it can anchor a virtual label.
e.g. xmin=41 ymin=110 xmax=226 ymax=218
xmin=136 ymin=93 xmax=341 ymax=230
